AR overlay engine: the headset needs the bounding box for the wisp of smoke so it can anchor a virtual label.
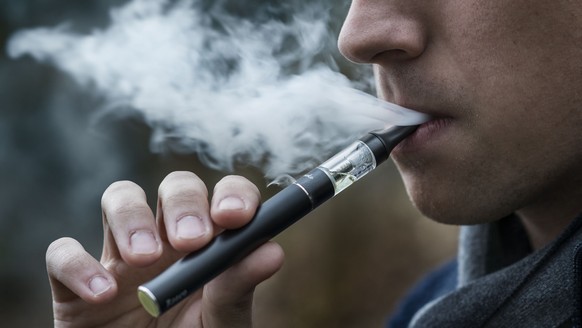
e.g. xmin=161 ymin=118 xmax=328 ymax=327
xmin=7 ymin=0 xmax=427 ymax=179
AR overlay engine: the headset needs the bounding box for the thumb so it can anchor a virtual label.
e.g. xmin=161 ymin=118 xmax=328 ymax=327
xmin=46 ymin=237 xmax=118 ymax=304
xmin=201 ymin=241 xmax=284 ymax=328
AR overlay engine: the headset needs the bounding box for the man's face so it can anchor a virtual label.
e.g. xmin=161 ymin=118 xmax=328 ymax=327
xmin=338 ymin=1 xmax=582 ymax=224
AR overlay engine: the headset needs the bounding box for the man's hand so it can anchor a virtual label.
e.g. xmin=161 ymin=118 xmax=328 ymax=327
xmin=46 ymin=171 xmax=284 ymax=327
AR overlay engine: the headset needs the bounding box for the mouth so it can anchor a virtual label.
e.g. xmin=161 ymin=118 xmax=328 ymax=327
xmin=393 ymin=116 xmax=454 ymax=154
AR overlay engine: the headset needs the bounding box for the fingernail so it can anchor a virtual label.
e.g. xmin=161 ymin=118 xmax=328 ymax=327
xmin=130 ymin=230 xmax=159 ymax=255
xmin=176 ymin=216 xmax=209 ymax=240
xmin=88 ymin=275 xmax=111 ymax=296
xmin=218 ymin=196 xmax=246 ymax=211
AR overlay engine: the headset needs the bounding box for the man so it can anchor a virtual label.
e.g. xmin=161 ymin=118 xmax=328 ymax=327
xmin=46 ymin=0 xmax=582 ymax=327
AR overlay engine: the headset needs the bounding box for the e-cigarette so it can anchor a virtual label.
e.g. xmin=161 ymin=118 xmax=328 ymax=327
xmin=137 ymin=125 xmax=417 ymax=317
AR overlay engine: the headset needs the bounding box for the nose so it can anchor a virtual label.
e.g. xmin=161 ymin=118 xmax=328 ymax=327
xmin=338 ymin=1 xmax=427 ymax=64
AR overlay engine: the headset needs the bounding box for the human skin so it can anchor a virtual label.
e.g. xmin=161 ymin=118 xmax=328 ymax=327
xmin=338 ymin=0 xmax=582 ymax=249
xmin=46 ymin=172 xmax=284 ymax=327
xmin=46 ymin=1 xmax=582 ymax=326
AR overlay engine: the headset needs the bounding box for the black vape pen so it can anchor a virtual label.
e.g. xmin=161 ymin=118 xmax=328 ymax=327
xmin=138 ymin=125 xmax=417 ymax=317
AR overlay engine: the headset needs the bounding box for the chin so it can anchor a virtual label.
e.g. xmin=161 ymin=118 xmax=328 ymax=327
xmin=402 ymin=174 xmax=513 ymax=226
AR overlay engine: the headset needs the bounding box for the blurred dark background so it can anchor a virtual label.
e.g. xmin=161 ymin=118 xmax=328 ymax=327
xmin=0 ymin=0 xmax=458 ymax=326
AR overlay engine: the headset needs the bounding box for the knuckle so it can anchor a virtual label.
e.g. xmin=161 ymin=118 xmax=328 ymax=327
xmin=215 ymin=175 xmax=260 ymax=199
xmin=101 ymin=180 xmax=145 ymax=207
xmin=101 ymin=181 xmax=150 ymax=219
xmin=159 ymin=171 xmax=208 ymax=199
xmin=218 ymin=175 xmax=250 ymax=185
xmin=163 ymin=190 xmax=205 ymax=206
xmin=46 ymin=237 xmax=79 ymax=260
xmin=46 ymin=237 xmax=82 ymax=275
xmin=108 ymin=200 xmax=150 ymax=218
xmin=164 ymin=170 xmax=199 ymax=181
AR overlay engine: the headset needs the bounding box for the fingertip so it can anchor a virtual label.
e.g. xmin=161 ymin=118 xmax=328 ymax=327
xmin=124 ymin=229 xmax=164 ymax=267
xmin=46 ymin=237 xmax=118 ymax=304
xmin=157 ymin=171 xmax=216 ymax=253
xmin=247 ymin=241 xmax=285 ymax=279
xmin=211 ymin=176 xmax=261 ymax=229
xmin=168 ymin=215 xmax=214 ymax=252
xmin=213 ymin=196 xmax=253 ymax=229
xmin=101 ymin=180 xmax=163 ymax=267
xmin=83 ymin=273 xmax=119 ymax=304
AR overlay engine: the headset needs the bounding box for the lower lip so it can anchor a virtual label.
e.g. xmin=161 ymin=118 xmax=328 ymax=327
xmin=393 ymin=118 xmax=453 ymax=154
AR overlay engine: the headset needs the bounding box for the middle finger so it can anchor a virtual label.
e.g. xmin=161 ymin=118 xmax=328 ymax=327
xmin=157 ymin=171 xmax=214 ymax=252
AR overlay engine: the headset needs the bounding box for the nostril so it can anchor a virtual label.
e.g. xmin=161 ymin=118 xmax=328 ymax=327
xmin=338 ymin=5 xmax=427 ymax=64
xmin=339 ymin=32 xmax=421 ymax=64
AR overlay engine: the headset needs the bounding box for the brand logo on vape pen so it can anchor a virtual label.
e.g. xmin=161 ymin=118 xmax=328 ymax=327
xmin=166 ymin=290 xmax=188 ymax=308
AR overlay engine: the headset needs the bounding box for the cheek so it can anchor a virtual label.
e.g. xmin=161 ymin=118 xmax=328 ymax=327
xmin=398 ymin=167 xmax=526 ymax=226
xmin=393 ymin=121 xmax=536 ymax=224
xmin=393 ymin=1 xmax=582 ymax=223
xmin=396 ymin=116 xmax=582 ymax=225
xmin=396 ymin=153 xmax=517 ymax=224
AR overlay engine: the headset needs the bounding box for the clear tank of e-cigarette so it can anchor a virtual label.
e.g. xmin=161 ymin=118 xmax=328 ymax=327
xmin=317 ymin=141 xmax=377 ymax=195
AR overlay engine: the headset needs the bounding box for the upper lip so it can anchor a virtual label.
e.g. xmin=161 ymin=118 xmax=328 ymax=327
xmin=393 ymin=102 xmax=453 ymax=123
xmin=380 ymin=88 xmax=455 ymax=122
xmin=401 ymin=102 xmax=441 ymax=116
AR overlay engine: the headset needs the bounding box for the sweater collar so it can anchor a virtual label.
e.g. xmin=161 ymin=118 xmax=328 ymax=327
xmin=458 ymin=215 xmax=532 ymax=286
xmin=410 ymin=212 xmax=582 ymax=327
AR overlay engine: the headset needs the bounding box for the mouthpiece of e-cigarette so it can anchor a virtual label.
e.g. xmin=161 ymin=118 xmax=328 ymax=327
xmin=137 ymin=125 xmax=418 ymax=317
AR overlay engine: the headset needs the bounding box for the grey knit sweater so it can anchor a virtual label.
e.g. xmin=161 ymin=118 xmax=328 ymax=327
xmin=409 ymin=214 xmax=582 ymax=328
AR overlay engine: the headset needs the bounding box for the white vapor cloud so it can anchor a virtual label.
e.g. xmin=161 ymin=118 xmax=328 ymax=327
xmin=7 ymin=0 xmax=427 ymax=178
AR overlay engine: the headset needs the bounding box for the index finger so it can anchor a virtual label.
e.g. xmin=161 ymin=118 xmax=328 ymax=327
xmin=101 ymin=181 xmax=162 ymax=267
